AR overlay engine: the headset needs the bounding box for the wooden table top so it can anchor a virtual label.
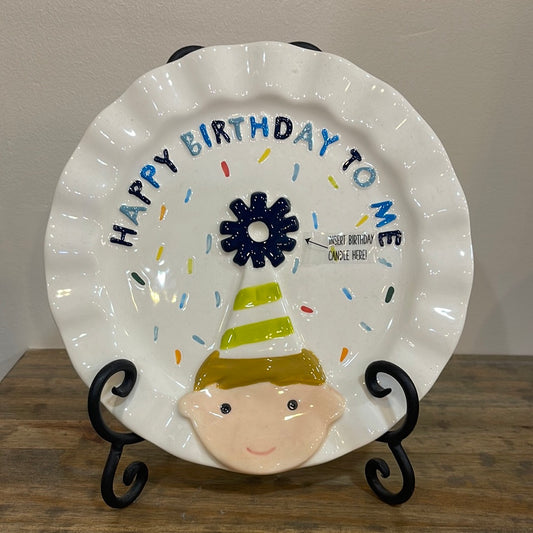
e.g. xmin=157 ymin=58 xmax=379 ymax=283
xmin=0 ymin=349 xmax=531 ymax=532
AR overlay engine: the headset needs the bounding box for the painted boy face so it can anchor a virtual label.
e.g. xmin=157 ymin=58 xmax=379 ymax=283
xmin=179 ymin=381 xmax=344 ymax=474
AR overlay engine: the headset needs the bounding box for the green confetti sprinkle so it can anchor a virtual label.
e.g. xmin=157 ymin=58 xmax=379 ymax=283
xmin=131 ymin=272 xmax=145 ymax=285
xmin=385 ymin=286 xmax=394 ymax=303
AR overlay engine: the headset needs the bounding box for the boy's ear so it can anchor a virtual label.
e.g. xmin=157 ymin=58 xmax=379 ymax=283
xmin=178 ymin=392 xmax=195 ymax=418
xmin=317 ymin=385 xmax=345 ymax=421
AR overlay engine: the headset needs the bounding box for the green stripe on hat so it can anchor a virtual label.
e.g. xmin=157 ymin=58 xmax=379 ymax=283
xmin=233 ymin=282 xmax=282 ymax=310
xmin=220 ymin=316 xmax=294 ymax=350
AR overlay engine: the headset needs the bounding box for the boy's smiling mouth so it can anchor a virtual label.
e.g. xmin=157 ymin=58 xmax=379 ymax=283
xmin=246 ymin=446 xmax=276 ymax=456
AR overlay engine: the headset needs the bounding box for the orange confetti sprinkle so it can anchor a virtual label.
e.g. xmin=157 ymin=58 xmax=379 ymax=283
xmin=159 ymin=204 xmax=167 ymax=221
xmin=340 ymin=347 xmax=349 ymax=362
xmin=175 ymin=349 xmax=182 ymax=365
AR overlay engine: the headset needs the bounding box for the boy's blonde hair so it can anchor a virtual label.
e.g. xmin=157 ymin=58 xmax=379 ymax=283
xmin=193 ymin=348 xmax=326 ymax=390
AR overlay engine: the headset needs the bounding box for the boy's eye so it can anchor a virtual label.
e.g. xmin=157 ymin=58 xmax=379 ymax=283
xmin=287 ymin=399 xmax=298 ymax=411
xmin=220 ymin=403 xmax=232 ymax=415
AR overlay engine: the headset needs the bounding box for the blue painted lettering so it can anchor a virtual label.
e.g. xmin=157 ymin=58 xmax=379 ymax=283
xmin=371 ymin=201 xmax=397 ymax=227
xmin=274 ymin=116 xmax=293 ymax=140
xmin=199 ymin=123 xmax=212 ymax=147
xmin=293 ymin=122 xmax=313 ymax=151
xmin=180 ymin=131 xmax=202 ymax=156
xmin=319 ymin=128 xmax=339 ymax=156
xmin=353 ymin=166 xmax=376 ymax=188
xmin=119 ymin=205 xmax=147 ymax=226
xmin=140 ymin=164 xmax=159 ymax=188
xmin=110 ymin=225 xmax=137 ymax=247
xmin=153 ymin=148 xmax=177 ymax=173
xmin=211 ymin=120 xmax=231 ymax=144
xmin=228 ymin=116 xmax=244 ymax=141
xmin=250 ymin=116 xmax=269 ymax=138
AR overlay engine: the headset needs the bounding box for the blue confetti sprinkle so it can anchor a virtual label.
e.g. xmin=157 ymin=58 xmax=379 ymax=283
xmin=292 ymin=257 xmax=300 ymax=274
xmin=153 ymin=326 xmax=159 ymax=342
xmin=378 ymin=257 xmax=392 ymax=268
xmin=342 ymin=287 xmax=353 ymax=300
xmin=214 ymin=290 xmax=221 ymax=308
xmin=291 ymin=163 xmax=300 ymax=182
xmin=179 ymin=292 xmax=188 ymax=309
xmin=206 ymin=233 xmax=212 ymax=254
xmin=312 ymin=211 xmax=318 ymax=230
xmin=360 ymin=321 xmax=372 ymax=332
xmin=184 ymin=188 xmax=192 ymax=203
xmin=192 ymin=334 xmax=205 ymax=345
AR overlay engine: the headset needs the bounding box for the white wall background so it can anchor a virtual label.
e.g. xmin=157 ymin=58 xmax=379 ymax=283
xmin=1 ymin=0 xmax=532 ymax=379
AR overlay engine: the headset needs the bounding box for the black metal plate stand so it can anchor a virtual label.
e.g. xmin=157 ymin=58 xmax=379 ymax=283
xmin=364 ymin=361 xmax=419 ymax=505
xmin=87 ymin=359 xmax=148 ymax=508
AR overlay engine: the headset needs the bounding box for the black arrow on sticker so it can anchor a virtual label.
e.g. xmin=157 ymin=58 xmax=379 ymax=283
xmin=305 ymin=237 xmax=328 ymax=249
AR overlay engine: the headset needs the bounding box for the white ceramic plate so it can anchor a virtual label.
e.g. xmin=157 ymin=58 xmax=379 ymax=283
xmin=45 ymin=41 xmax=473 ymax=473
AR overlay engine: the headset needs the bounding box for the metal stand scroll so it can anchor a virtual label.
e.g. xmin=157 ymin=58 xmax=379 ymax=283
xmin=364 ymin=361 xmax=419 ymax=505
xmin=86 ymin=43 xmax=420 ymax=509
xmin=87 ymin=359 xmax=148 ymax=508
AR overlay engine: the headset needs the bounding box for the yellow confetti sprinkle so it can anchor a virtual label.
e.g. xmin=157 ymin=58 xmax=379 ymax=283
xmin=156 ymin=246 xmax=164 ymax=261
xmin=187 ymin=257 xmax=193 ymax=274
xmin=329 ymin=245 xmax=338 ymax=261
xmin=328 ymin=175 xmax=339 ymax=189
xmin=340 ymin=347 xmax=349 ymax=362
xmin=175 ymin=349 xmax=182 ymax=365
xmin=356 ymin=215 xmax=369 ymax=227
xmin=159 ymin=204 xmax=167 ymax=221
xmin=258 ymin=148 xmax=271 ymax=163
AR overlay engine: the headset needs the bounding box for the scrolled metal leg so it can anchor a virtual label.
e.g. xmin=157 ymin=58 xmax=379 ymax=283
xmin=365 ymin=360 xmax=419 ymax=505
xmin=88 ymin=359 xmax=148 ymax=508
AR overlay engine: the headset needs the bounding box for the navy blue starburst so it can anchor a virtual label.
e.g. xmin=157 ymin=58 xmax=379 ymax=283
xmin=220 ymin=192 xmax=299 ymax=268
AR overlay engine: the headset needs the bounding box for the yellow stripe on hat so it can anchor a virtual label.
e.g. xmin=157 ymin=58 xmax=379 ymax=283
xmin=220 ymin=316 xmax=294 ymax=350
xmin=233 ymin=282 xmax=282 ymax=310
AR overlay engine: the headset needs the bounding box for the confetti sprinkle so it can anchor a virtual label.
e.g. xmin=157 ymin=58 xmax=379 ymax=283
xmin=214 ymin=291 xmax=221 ymax=308
xmin=385 ymin=286 xmax=395 ymax=303
xmin=156 ymin=246 xmax=164 ymax=261
xmin=154 ymin=326 xmax=159 ymax=342
xmin=221 ymin=160 xmax=230 ymax=177
xmin=340 ymin=347 xmax=349 ymax=362
xmin=292 ymin=257 xmax=300 ymax=274
xmin=360 ymin=321 xmax=372 ymax=332
xmin=291 ymin=163 xmax=300 ymax=182
xmin=192 ymin=335 xmax=205 ymax=345
xmin=300 ymin=305 xmax=314 ymax=314
xmin=312 ymin=211 xmax=318 ymax=230
xmin=187 ymin=257 xmax=193 ymax=274
xmin=179 ymin=292 xmax=188 ymax=309
xmin=175 ymin=349 xmax=182 ymax=364
xmin=328 ymin=175 xmax=339 ymax=189
xmin=131 ymin=272 xmax=145 ymax=285
xmin=184 ymin=188 xmax=192 ymax=203
xmin=206 ymin=233 xmax=212 ymax=254
xmin=159 ymin=204 xmax=167 ymax=221
xmin=342 ymin=287 xmax=353 ymax=300
xmin=258 ymin=148 xmax=271 ymax=163
xmin=356 ymin=215 xmax=368 ymax=227
xmin=378 ymin=257 xmax=392 ymax=268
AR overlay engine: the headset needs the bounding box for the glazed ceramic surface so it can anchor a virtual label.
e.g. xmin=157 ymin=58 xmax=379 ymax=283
xmin=45 ymin=41 xmax=473 ymax=473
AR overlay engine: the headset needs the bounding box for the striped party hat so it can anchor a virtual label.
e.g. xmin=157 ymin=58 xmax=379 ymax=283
xmin=218 ymin=267 xmax=303 ymax=359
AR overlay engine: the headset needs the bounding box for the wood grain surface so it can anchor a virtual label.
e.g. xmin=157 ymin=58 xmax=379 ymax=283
xmin=0 ymin=350 xmax=531 ymax=532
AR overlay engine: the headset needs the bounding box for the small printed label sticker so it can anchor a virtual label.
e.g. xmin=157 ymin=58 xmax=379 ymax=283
xmin=303 ymin=232 xmax=377 ymax=265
